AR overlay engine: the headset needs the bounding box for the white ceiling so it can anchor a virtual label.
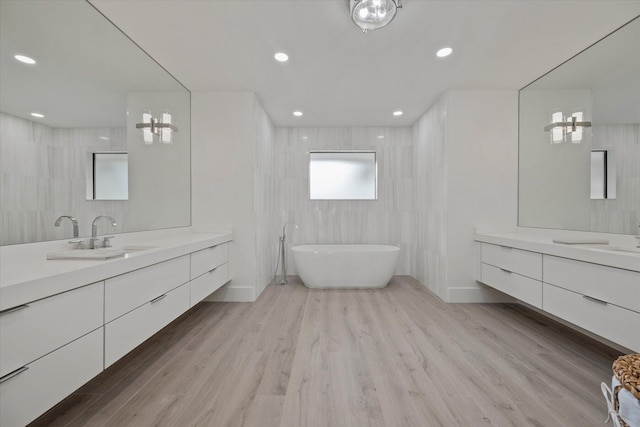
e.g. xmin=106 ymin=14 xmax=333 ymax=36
xmin=89 ymin=0 xmax=640 ymax=126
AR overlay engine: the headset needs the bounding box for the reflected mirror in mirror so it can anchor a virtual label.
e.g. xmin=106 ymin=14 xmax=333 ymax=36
xmin=309 ymin=151 xmax=377 ymax=200
xmin=87 ymin=152 xmax=128 ymax=201
xmin=0 ymin=1 xmax=191 ymax=245
xmin=518 ymin=15 xmax=639 ymax=234
xmin=590 ymin=150 xmax=616 ymax=200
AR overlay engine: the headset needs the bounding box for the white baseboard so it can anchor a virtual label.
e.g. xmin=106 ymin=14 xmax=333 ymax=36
xmin=205 ymin=283 xmax=255 ymax=302
xmin=447 ymin=285 xmax=515 ymax=303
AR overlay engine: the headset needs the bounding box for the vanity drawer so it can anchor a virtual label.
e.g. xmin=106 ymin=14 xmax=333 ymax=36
xmin=0 ymin=328 xmax=103 ymax=427
xmin=481 ymin=243 xmax=542 ymax=280
xmin=191 ymin=243 xmax=229 ymax=279
xmin=544 ymin=255 xmax=640 ymax=312
xmin=543 ymin=284 xmax=640 ymax=352
xmin=104 ymin=281 xmax=190 ymax=368
xmin=0 ymin=282 xmax=103 ymax=378
xmin=481 ymin=263 xmax=542 ymax=308
xmin=105 ymin=255 xmax=190 ymax=322
xmin=190 ymin=263 xmax=229 ymax=306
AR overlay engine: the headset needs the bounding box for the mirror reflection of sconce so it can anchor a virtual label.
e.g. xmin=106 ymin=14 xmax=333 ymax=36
xmin=135 ymin=110 xmax=178 ymax=145
xmin=544 ymin=110 xmax=591 ymax=144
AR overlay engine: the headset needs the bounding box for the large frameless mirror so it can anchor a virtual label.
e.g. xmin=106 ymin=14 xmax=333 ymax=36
xmin=518 ymin=16 xmax=639 ymax=234
xmin=309 ymin=151 xmax=377 ymax=200
xmin=0 ymin=1 xmax=191 ymax=245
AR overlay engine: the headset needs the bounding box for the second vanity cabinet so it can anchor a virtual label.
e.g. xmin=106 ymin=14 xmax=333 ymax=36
xmin=0 ymin=238 xmax=230 ymax=427
xmin=479 ymin=242 xmax=640 ymax=351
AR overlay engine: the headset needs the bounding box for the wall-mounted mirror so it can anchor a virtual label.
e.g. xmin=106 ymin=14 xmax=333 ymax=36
xmin=309 ymin=151 xmax=377 ymax=200
xmin=0 ymin=1 xmax=191 ymax=245
xmin=518 ymin=16 xmax=639 ymax=235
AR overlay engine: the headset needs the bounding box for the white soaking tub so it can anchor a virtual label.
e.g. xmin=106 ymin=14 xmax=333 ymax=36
xmin=291 ymin=244 xmax=399 ymax=289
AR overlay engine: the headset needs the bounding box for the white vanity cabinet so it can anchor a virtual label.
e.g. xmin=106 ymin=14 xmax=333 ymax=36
xmin=189 ymin=243 xmax=229 ymax=306
xmin=0 ymin=232 xmax=233 ymax=425
xmin=480 ymin=243 xmax=543 ymax=308
xmin=478 ymin=241 xmax=640 ymax=352
xmin=542 ymin=255 xmax=640 ymax=351
xmin=104 ymin=255 xmax=191 ymax=367
xmin=0 ymin=283 xmax=104 ymax=427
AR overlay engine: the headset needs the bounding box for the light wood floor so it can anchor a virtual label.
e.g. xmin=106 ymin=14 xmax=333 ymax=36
xmin=32 ymin=276 xmax=621 ymax=427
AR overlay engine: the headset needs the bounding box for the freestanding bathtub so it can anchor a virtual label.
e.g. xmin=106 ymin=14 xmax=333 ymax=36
xmin=291 ymin=244 xmax=400 ymax=289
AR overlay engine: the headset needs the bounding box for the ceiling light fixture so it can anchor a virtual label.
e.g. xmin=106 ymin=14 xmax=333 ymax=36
xmin=293 ymin=111 xmax=303 ymax=117
xmin=436 ymin=47 xmax=453 ymax=58
xmin=274 ymin=52 xmax=289 ymax=62
xmin=350 ymin=0 xmax=402 ymax=33
xmin=30 ymin=112 xmax=44 ymax=118
xmin=393 ymin=110 xmax=403 ymax=116
xmin=15 ymin=54 xmax=36 ymax=65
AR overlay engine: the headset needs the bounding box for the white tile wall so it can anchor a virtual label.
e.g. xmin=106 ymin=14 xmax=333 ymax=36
xmin=262 ymin=126 xmax=415 ymax=275
xmin=412 ymin=95 xmax=448 ymax=298
xmin=590 ymin=124 xmax=640 ymax=234
xmin=0 ymin=112 xmax=128 ymax=245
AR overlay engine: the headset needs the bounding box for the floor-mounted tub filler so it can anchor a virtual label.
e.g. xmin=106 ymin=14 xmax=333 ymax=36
xmin=291 ymin=244 xmax=399 ymax=289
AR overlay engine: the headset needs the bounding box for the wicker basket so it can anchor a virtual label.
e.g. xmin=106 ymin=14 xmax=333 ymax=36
xmin=613 ymin=354 xmax=640 ymax=400
xmin=606 ymin=354 xmax=640 ymax=427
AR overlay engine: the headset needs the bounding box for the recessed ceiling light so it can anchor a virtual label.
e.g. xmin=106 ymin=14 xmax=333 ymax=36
xmin=15 ymin=54 xmax=36 ymax=65
xmin=274 ymin=52 xmax=289 ymax=62
xmin=436 ymin=47 xmax=453 ymax=58
xmin=30 ymin=112 xmax=44 ymax=118
xmin=392 ymin=111 xmax=403 ymax=116
xmin=377 ymin=135 xmax=384 ymax=139
xmin=293 ymin=111 xmax=303 ymax=117
xmin=302 ymin=135 xmax=308 ymax=140
xmin=99 ymin=136 xmax=110 ymax=140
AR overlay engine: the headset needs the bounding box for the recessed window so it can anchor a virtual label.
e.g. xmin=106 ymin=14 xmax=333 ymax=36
xmin=309 ymin=151 xmax=377 ymax=200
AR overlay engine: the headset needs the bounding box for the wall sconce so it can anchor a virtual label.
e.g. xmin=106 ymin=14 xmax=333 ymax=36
xmin=544 ymin=110 xmax=591 ymax=144
xmin=136 ymin=110 xmax=178 ymax=145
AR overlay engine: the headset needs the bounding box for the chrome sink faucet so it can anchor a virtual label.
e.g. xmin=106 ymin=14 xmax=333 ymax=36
xmin=90 ymin=216 xmax=117 ymax=249
xmin=54 ymin=216 xmax=79 ymax=238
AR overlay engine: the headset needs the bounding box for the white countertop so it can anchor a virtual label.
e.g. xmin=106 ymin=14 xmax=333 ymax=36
xmin=475 ymin=232 xmax=640 ymax=273
xmin=0 ymin=229 xmax=233 ymax=311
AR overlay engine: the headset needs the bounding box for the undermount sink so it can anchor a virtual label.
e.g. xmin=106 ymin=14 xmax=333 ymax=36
xmin=47 ymin=245 xmax=157 ymax=260
xmin=47 ymin=248 xmax=126 ymax=260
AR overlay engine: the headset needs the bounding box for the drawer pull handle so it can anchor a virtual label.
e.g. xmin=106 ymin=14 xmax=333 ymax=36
xmin=0 ymin=304 xmax=29 ymax=316
xmin=500 ymin=246 xmax=512 ymax=250
xmin=499 ymin=268 xmax=512 ymax=274
xmin=583 ymin=295 xmax=608 ymax=305
xmin=0 ymin=366 xmax=29 ymax=384
xmin=208 ymin=267 xmax=218 ymax=274
xmin=150 ymin=294 xmax=167 ymax=304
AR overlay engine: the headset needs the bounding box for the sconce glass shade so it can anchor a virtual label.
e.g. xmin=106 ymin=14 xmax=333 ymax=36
xmin=142 ymin=111 xmax=153 ymax=145
xmin=550 ymin=111 xmax=564 ymax=143
xmin=570 ymin=111 xmax=583 ymax=143
xmin=350 ymin=0 xmax=399 ymax=31
xmin=161 ymin=112 xmax=172 ymax=144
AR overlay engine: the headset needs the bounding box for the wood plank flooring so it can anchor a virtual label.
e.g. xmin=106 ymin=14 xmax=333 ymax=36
xmin=31 ymin=276 xmax=622 ymax=427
